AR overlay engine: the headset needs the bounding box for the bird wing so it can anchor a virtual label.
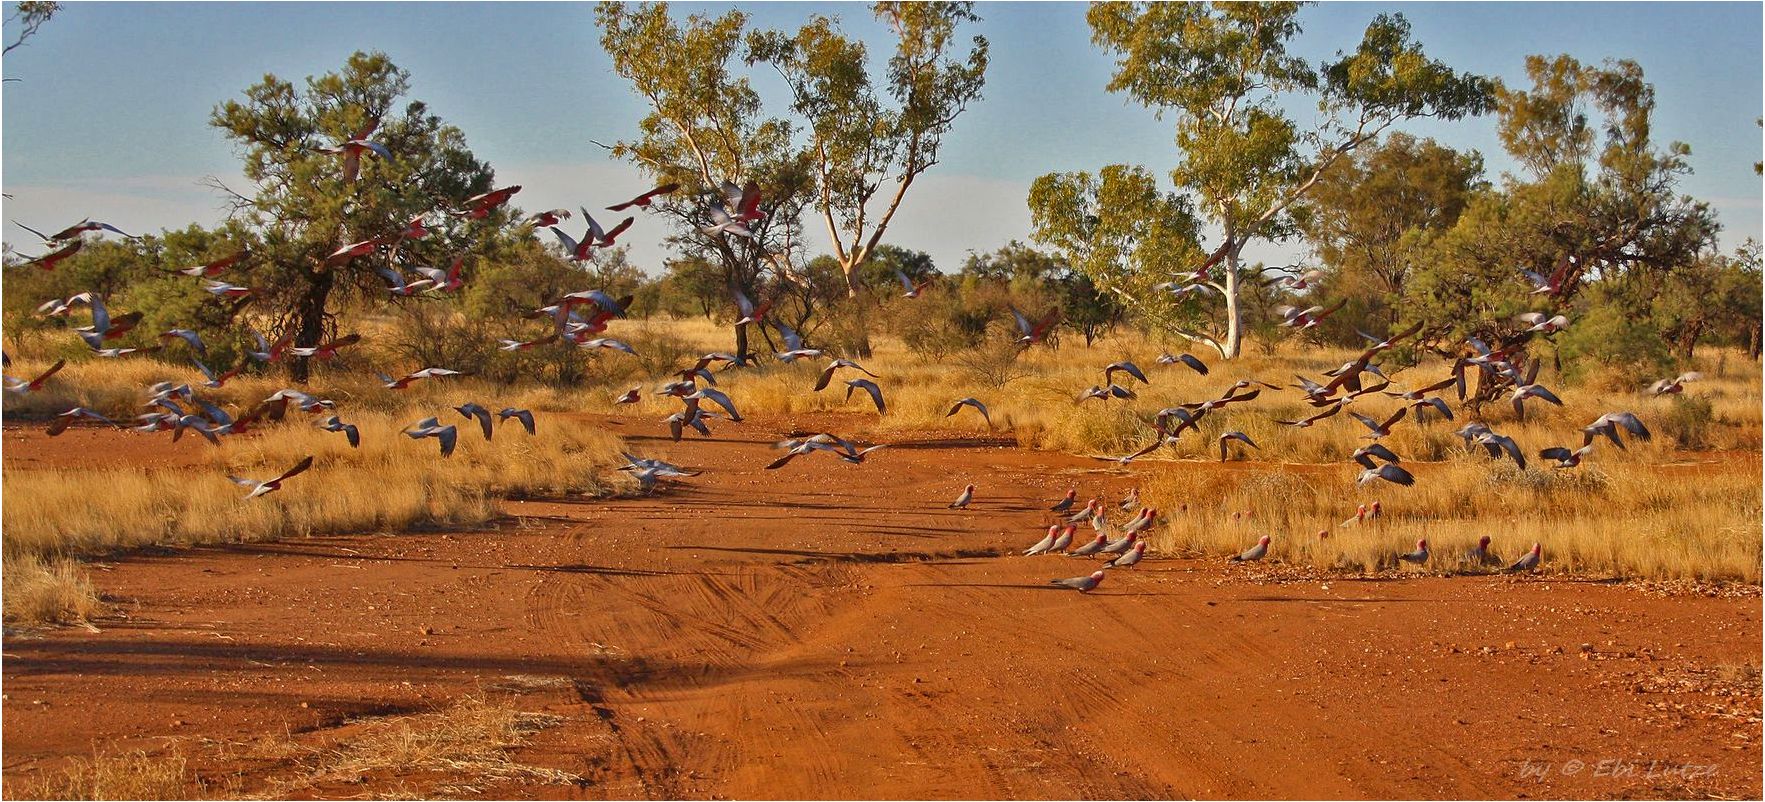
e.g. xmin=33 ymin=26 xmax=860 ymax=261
xmin=1613 ymin=412 xmax=1650 ymax=440
xmin=274 ymin=456 xmax=316 ymax=483
xmin=850 ymin=380 xmax=886 ymax=414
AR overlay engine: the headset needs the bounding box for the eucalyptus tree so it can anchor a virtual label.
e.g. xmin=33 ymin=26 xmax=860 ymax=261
xmin=210 ymin=51 xmax=506 ymax=380
xmin=596 ymin=1 xmax=812 ymax=363
xmin=1058 ymin=2 xmax=1493 ymax=358
xmin=1401 ymin=55 xmax=1720 ymax=355
xmin=748 ymin=2 xmax=988 ymax=355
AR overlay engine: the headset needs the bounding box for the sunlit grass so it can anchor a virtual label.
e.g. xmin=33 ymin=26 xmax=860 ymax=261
xmin=2 ymin=411 xmax=626 ymax=563
xmin=1141 ymin=456 xmax=1762 ymax=582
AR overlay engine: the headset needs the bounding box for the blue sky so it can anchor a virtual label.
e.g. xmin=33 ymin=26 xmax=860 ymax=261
xmin=3 ymin=2 xmax=1760 ymax=274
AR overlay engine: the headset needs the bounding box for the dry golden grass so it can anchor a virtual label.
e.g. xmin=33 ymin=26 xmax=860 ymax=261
xmin=8 ymin=750 xmax=203 ymax=801
xmin=1141 ymin=456 xmax=1762 ymax=581
xmin=5 ymin=318 xmax=1759 ymax=585
xmin=2 ymin=411 xmax=627 ymax=562
xmin=247 ymin=695 xmax=577 ymax=798
xmin=1 ymin=554 xmax=105 ymax=627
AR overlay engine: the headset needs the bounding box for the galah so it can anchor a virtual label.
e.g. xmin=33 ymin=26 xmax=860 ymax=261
xmin=228 ymin=456 xmax=315 ymax=499
xmin=1648 ymin=373 xmax=1702 ymax=396
xmin=813 ymin=358 xmax=879 ymax=391
xmin=1465 ymin=535 xmax=1503 ymax=568
xmin=403 ymin=417 xmax=460 ymax=457
xmin=1 ymin=360 xmax=65 ymax=393
xmin=1217 ymin=431 xmax=1258 ymax=461
xmin=1049 ymin=489 xmax=1077 ymax=512
xmin=317 ymin=415 xmax=361 ymax=448
xmin=498 ymin=407 xmax=537 ymax=435
xmin=1049 ymin=570 xmax=1106 ymax=593
xmin=1105 ymin=541 xmax=1147 ymax=569
xmin=46 ymin=407 xmax=120 ymax=436
xmin=498 ymin=334 xmax=558 ymax=351
xmin=460 ymin=185 xmax=521 ymax=218
xmin=1024 ymin=525 xmax=1061 ymax=556
xmin=607 ymin=182 xmax=680 ymax=212
xmin=845 ymin=379 xmax=886 ymax=414
xmin=376 ymin=367 xmax=464 ymax=390
xmin=194 ymin=358 xmax=244 ymax=389
xmin=414 ymin=257 xmax=466 ymax=293
xmin=1506 ymin=543 xmax=1542 ymax=573
xmin=614 ymin=386 xmax=641 ymax=405
xmin=287 ymin=333 xmax=361 ymax=361
xmin=1049 ymin=524 xmax=1076 ymax=553
xmin=701 ymin=200 xmax=755 ymax=239
xmin=732 ymin=287 xmax=771 ymax=326
xmin=450 ymin=402 xmax=493 ymax=441
xmin=1009 ymin=305 xmax=1060 ymax=345
xmin=317 ymin=119 xmax=392 ymax=183
xmin=158 ymin=328 xmax=208 ymax=355
xmin=1397 ymin=538 xmax=1430 ymax=566
xmin=1154 ymin=351 xmax=1209 ymax=375
xmin=375 ymin=266 xmax=436 ymax=297
xmin=21 ymin=239 xmax=83 ymax=270
xmin=324 ymin=236 xmax=387 ymax=266
xmin=895 ymin=270 xmax=932 ymax=298
xmin=171 ymin=249 xmax=249 ymax=277
xmin=202 ymin=279 xmax=254 ymax=298
xmin=525 ymin=208 xmax=571 ymax=228
xmin=1357 ymin=464 xmax=1415 ymax=487
xmin=1099 ymin=532 xmax=1138 ymax=555
xmin=1582 ymin=412 xmax=1650 ymax=449
xmin=1230 ymin=535 xmax=1271 ymax=562
xmin=947 ymin=484 xmax=975 ymax=509
xmin=1067 ymin=534 xmax=1108 ymax=557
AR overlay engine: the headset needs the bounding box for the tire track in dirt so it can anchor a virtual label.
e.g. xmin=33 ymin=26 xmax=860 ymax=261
xmin=2 ymin=415 xmax=1759 ymax=799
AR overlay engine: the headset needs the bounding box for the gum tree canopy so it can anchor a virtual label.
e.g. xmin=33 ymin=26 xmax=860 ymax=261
xmin=1042 ymin=2 xmax=1493 ymax=358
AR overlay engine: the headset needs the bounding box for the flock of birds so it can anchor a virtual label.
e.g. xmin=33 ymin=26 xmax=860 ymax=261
xmin=1 ymin=134 xmax=1705 ymax=584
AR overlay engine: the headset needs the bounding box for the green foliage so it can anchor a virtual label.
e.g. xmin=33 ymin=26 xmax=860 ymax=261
xmin=1300 ymin=133 xmax=1486 ymax=326
xmin=1402 ymin=54 xmax=1719 ymax=371
xmin=1074 ymin=2 xmax=1494 ymax=357
xmin=1028 ymin=165 xmax=1201 ymax=340
xmin=1555 ymin=290 xmax=1672 ymax=386
xmin=597 ymin=1 xmax=814 ymax=361
xmin=210 ymin=50 xmax=506 ymax=379
xmin=749 ymin=2 xmax=986 ymax=293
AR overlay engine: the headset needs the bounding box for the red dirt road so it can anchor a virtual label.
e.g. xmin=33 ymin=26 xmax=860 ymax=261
xmin=3 ymin=414 xmax=1760 ymax=799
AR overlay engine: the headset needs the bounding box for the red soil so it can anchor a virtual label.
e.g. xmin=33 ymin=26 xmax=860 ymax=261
xmin=2 ymin=414 xmax=1759 ymax=799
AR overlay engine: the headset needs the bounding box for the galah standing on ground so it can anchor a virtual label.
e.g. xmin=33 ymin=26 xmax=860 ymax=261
xmin=1230 ymin=535 xmax=1271 ymax=562
xmin=1397 ymin=538 xmax=1430 ymax=566
xmin=1067 ymin=534 xmax=1108 ymax=557
xmin=948 ymin=484 xmax=974 ymax=509
xmin=1106 ymin=541 xmax=1147 ymax=569
xmin=1465 ymin=535 xmax=1503 ymax=568
xmin=1506 ymin=543 xmax=1542 ymax=573
xmin=1024 ymin=525 xmax=1062 ymax=556
xmin=1049 ymin=524 xmax=1076 ymax=553
xmin=1049 ymin=489 xmax=1077 ymax=512
xmin=1099 ymin=532 xmax=1138 ymax=556
xmin=1049 ymin=570 xmax=1106 ymax=593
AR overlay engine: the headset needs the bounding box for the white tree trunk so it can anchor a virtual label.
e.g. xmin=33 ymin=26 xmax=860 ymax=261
xmin=1222 ymin=253 xmax=1243 ymax=359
